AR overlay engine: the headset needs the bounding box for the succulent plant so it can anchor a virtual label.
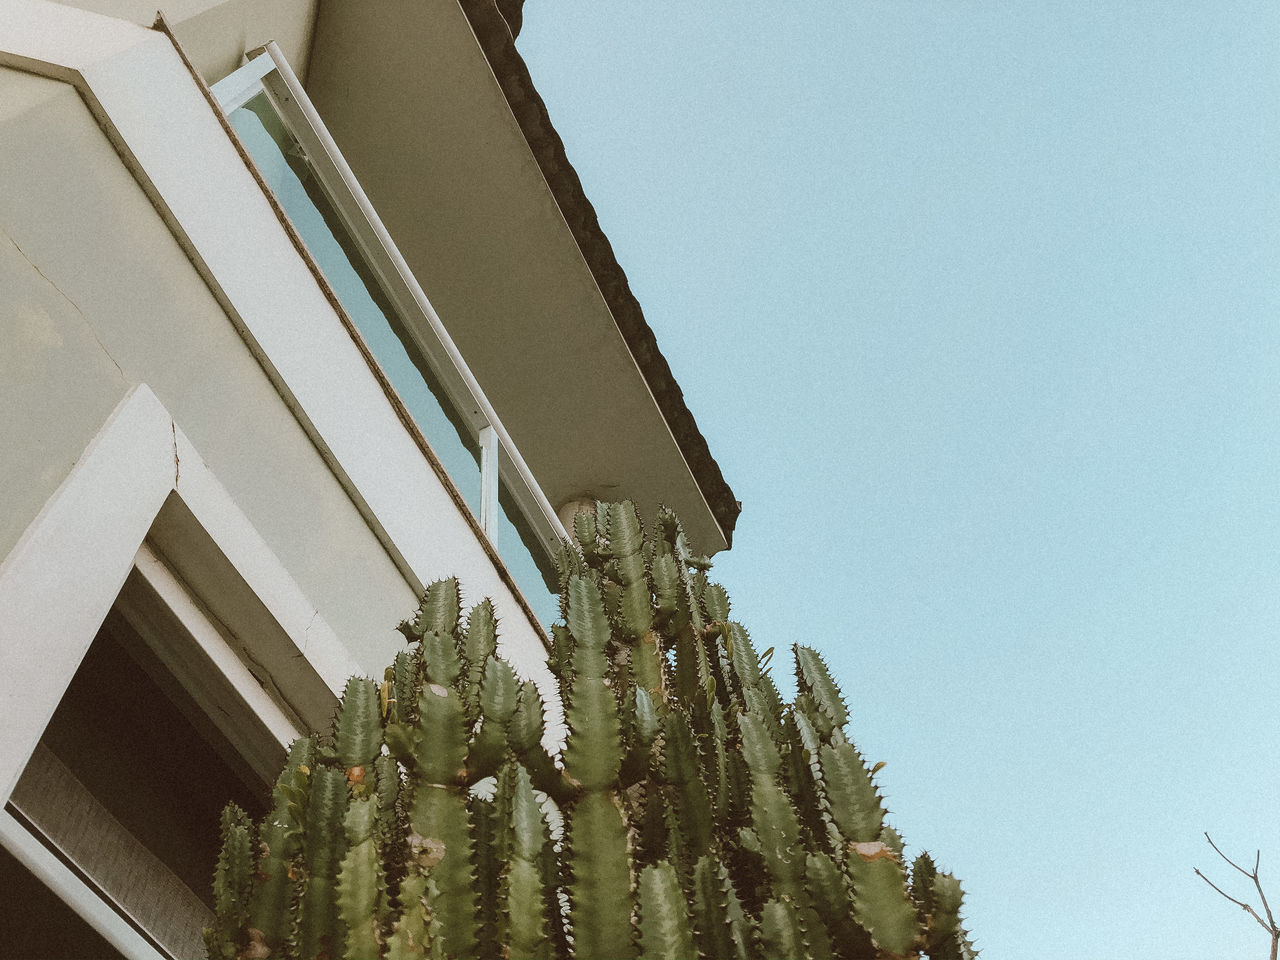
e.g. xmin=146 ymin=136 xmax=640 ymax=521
xmin=206 ymin=501 xmax=974 ymax=959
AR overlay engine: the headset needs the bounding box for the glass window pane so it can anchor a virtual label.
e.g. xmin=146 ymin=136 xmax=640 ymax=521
xmin=498 ymin=482 xmax=559 ymax=629
xmin=228 ymin=86 xmax=560 ymax=624
xmin=229 ymin=93 xmax=483 ymax=512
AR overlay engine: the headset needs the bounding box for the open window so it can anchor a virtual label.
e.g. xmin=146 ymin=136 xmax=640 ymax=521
xmin=211 ymin=46 xmax=564 ymax=629
xmin=0 ymin=387 xmax=347 ymax=959
xmin=2 ymin=547 xmax=301 ymax=959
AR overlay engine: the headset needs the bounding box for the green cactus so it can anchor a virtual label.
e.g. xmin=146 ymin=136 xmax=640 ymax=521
xmin=205 ymin=804 xmax=253 ymax=960
xmin=760 ymin=898 xmax=808 ymax=960
xmin=248 ymin=738 xmax=313 ymax=953
xmin=207 ymin=502 xmax=972 ymax=959
xmin=638 ymin=861 xmax=696 ymax=960
xmin=337 ymin=797 xmax=384 ymax=959
xmin=691 ymin=854 xmax=751 ymax=960
xmin=297 ymin=764 xmax=348 ymax=960
xmin=495 ymin=763 xmax=554 ymax=959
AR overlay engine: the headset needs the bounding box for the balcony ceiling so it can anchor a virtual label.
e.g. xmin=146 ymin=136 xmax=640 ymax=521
xmin=304 ymin=0 xmax=738 ymax=554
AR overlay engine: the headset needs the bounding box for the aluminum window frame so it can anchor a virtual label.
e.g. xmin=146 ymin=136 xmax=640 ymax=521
xmin=210 ymin=45 xmax=567 ymax=576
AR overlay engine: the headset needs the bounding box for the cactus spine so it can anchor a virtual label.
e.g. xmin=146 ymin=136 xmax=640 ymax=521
xmin=207 ymin=502 xmax=973 ymax=959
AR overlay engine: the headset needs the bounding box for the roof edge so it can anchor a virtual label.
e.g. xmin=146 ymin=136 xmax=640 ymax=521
xmin=455 ymin=0 xmax=741 ymax=548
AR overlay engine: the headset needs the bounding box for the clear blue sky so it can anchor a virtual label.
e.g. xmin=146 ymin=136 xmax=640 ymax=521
xmin=519 ymin=4 xmax=1280 ymax=958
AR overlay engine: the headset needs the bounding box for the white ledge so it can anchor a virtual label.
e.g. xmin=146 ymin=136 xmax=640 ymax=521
xmin=0 ymin=385 xmax=355 ymax=805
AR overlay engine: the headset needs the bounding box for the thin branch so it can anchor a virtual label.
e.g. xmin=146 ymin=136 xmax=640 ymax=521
xmin=1256 ymin=859 xmax=1279 ymax=933
xmin=1195 ymin=868 xmax=1275 ymax=935
xmin=1206 ymin=832 xmax=1258 ymax=881
xmin=1196 ymin=868 xmax=1258 ymax=913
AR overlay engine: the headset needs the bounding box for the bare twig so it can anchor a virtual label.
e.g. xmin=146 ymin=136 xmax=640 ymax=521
xmin=1207 ymin=832 xmax=1259 ymax=880
xmin=1197 ymin=834 xmax=1280 ymax=960
xmin=1256 ymin=854 xmax=1279 ymax=935
xmin=1195 ymin=868 xmax=1273 ymax=934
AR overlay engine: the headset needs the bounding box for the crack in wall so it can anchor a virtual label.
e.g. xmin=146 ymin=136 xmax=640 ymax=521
xmin=241 ymin=644 xmax=311 ymax=734
xmin=6 ymin=231 xmax=127 ymax=382
xmin=171 ymin=420 xmax=180 ymax=486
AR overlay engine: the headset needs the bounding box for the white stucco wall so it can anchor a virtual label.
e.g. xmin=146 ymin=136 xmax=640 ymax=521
xmin=53 ymin=0 xmax=319 ymax=84
xmin=0 ymin=66 xmax=418 ymax=672
xmin=0 ymin=6 xmax=559 ymax=714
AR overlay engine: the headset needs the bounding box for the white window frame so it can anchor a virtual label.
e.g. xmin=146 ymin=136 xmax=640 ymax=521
xmin=0 ymin=809 xmax=169 ymax=960
xmin=210 ymin=44 xmax=568 ymax=571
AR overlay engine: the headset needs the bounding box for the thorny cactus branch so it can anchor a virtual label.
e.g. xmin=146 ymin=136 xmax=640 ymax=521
xmin=206 ymin=501 xmax=973 ymax=960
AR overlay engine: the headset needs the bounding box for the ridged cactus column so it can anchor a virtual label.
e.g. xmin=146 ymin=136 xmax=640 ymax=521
xmin=206 ymin=501 xmax=974 ymax=960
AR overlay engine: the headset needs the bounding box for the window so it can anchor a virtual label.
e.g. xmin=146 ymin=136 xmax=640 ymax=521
xmin=2 ymin=551 xmax=299 ymax=959
xmin=211 ymin=47 xmax=563 ymax=629
xmin=0 ymin=388 xmax=350 ymax=960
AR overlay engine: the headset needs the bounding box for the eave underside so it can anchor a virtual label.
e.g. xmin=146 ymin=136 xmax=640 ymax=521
xmin=457 ymin=0 xmax=741 ymax=546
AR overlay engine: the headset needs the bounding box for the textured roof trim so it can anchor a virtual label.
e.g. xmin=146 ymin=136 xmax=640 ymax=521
xmin=457 ymin=0 xmax=741 ymax=547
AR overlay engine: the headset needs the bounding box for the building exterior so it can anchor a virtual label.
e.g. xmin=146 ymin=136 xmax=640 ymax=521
xmin=0 ymin=1 xmax=738 ymax=955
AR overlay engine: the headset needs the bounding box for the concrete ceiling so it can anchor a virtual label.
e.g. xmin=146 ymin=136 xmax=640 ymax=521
xmin=304 ymin=0 xmax=736 ymax=554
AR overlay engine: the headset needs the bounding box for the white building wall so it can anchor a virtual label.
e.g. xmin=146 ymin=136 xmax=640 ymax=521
xmin=51 ymin=0 xmax=320 ymax=84
xmin=0 ymin=4 xmax=574 ymax=949
xmin=0 ymin=64 xmax=419 ymax=673
xmin=0 ymin=4 xmax=557 ymax=699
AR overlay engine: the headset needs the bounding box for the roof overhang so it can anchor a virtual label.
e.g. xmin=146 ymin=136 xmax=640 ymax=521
xmin=303 ymin=0 xmax=739 ymax=553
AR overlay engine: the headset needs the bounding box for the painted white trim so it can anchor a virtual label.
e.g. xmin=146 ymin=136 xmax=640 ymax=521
xmin=479 ymin=424 xmax=500 ymax=537
xmin=129 ymin=544 xmax=303 ymax=766
xmin=207 ymin=51 xmax=272 ymax=110
xmin=0 ymin=386 xmax=174 ymax=806
xmin=0 ymin=810 xmax=169 ymax=960
xmin=0 ymin=385 xmax=353 ymax=806
xmin=0 ymin=384 xmax=321 ymax=956
xmin=169 ymin=429 xmax=355 ymax=695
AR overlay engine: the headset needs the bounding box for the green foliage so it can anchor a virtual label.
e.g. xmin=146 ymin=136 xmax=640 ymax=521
xmin=207 ymin=502 xmax=972 ymax=959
